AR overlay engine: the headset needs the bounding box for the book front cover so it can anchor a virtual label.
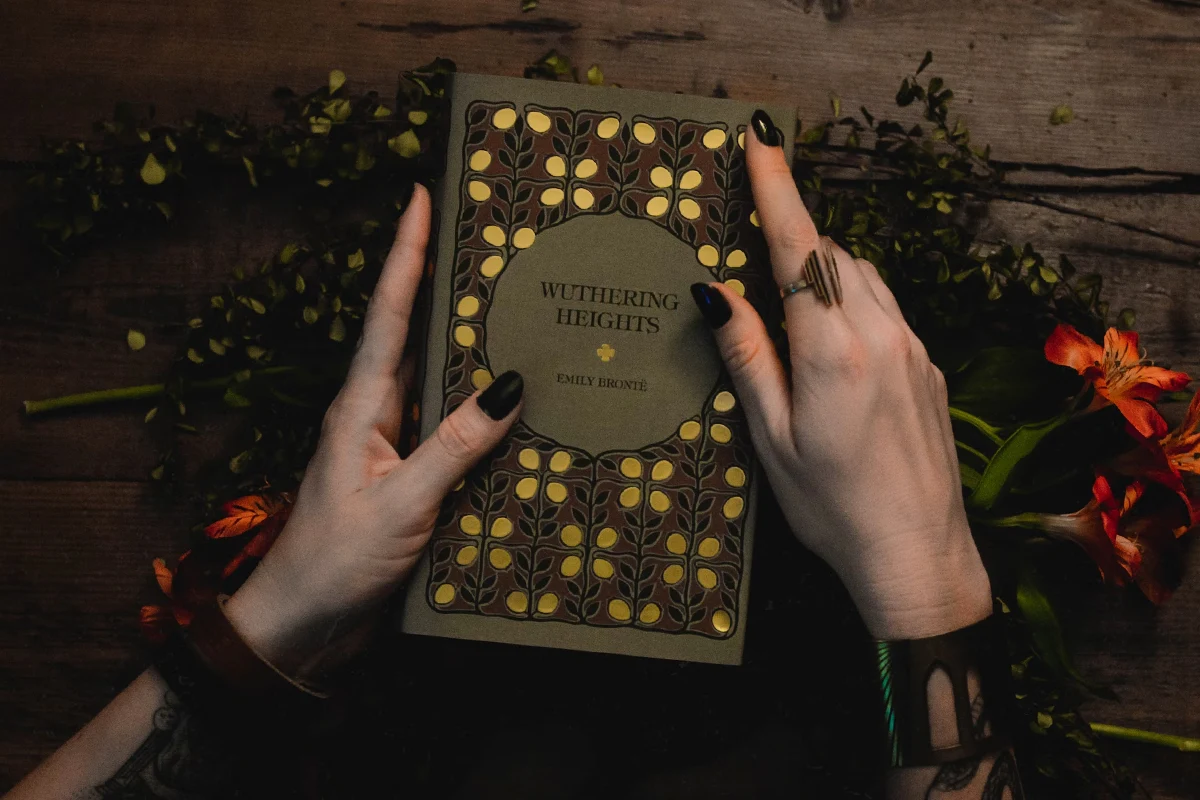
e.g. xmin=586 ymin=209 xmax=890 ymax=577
xmin=401 ymin=73 xmax=790 ymax=664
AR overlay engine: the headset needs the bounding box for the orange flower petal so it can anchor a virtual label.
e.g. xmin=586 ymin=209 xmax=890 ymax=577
xmin=1045 ymin=324 xmax=1102 ymax=374
xmin=1102 ymin=328 xmax=1142 ymax=371
xmin=1111 ymin=394 xmax=1170 ymax=439
xmin=152 ymin=557 xmax=173 ymax=597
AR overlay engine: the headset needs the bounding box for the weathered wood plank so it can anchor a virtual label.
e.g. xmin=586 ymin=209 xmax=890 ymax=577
xmin=0 ymin=0 xmax=1198 ymax=170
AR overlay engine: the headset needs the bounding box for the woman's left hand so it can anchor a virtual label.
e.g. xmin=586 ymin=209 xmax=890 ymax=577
xmin=224 ymin=184 xmax=524 ymax=671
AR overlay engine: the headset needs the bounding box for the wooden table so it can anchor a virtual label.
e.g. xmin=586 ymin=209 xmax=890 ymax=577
xmin=2 ymin=1 xmax=1198 ymax=796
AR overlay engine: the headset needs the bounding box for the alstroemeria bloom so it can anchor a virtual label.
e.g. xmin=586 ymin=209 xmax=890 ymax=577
xmin=1044 ymin=324 xmax=1190 ymax=438
xmin=1032 ymin=474 xmax=1188 ymax=603
xmin=1160 ymin=391 xmax=1200 ymax=477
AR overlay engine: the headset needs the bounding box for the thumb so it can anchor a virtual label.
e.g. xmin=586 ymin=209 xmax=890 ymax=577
xmin=690 ymin=283 xmax=792 ymax=445
xmin=395 ymin=370 xmax=524 ymax=502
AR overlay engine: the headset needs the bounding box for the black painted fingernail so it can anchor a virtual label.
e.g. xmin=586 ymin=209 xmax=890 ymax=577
xmin=751 ymin=110 xmax=782 ymax=147
xmin=690 ymin=283 xmax=732 ymax=329
xmin=478 ymin=370 xmax=524 ymax=420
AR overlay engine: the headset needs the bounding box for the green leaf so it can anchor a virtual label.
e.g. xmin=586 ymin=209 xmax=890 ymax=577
xmin=229 ymin=450 xmax=252 ymax=474
xmin=279 ymin=243 xmax=300 ymax=264
xmin=139 ymin=153 xmax=166 ymax=185
xmin=916 ymin=51 xmax=934 ymax=74
xmin=208 ymin=338 xmax=226 ymax=355
xmin=1017 ymin=566 xmax=1116 ymax=699
xmin=328 ymin=69 xmax=346 ymax=94
xmin=245 ymin=345 xmax=268 ymax=360
xmin=187 ymin=348 xmax=204 ymax=364
xmin=586 ymin=64 xmax=604 ymax=86
xmin=388 ymin=130 xmax=421 ymax=158
xmin=1049 ymin=105 xmax=1075 ymax=125
xmin=522 ymin=0 xmax=538 ymax=10
xmin=303 ymin=306 xmax=319 ymax=325
xmin=242 ymin=156 xmax=258 ymax=188
xmin=947 ymin=347 xmax=1081 ymax=423
xmin=347 ymin=248 xmax=365 ymax=270
xmin=329 ymin=314 xmax=347 ymax=342
xmin=407 ymin=110 xmax=428 ymax=126
xmin=968 ymin=412 xmax=1070 ymax=510
xmin=126 ymin=329 xmax=146 ymax=351
xmin=223 ymin=387 xmax=252 ymax=408
xmin=144 ymin=407 xmax=158 ymax=423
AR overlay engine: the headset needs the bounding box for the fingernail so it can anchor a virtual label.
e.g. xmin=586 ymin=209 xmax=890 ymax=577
xmin=751 ymin=110 xmax=782 ymax=147
xmin=690 ymin=283 xmax=732 ymax=329
xmin=478 ymin=370 xmax=524 ymax=420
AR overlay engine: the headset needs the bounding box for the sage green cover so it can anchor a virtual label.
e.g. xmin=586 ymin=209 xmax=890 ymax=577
xmin=400 ymin=72 xmax=792 ymax=665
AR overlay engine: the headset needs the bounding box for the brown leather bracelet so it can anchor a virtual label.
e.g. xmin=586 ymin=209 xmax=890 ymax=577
xmin=186 ymin=595 xmax=329 ymax=701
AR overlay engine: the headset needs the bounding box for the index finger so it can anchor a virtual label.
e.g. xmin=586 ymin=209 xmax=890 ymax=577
xmin=346 ymin=183 xmax=431 ymax=387
xmin=744 ymin=113 xmax=873 ymax=324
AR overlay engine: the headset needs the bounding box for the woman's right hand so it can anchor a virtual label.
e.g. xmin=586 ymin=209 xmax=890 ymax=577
xmin=690 ymin=111 xmax=993 ymax=641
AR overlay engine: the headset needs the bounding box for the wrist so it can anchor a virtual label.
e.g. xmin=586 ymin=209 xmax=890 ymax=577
xmin=845 ymin=529 xmax=993 ymax=640
xmin=224 ymin=569 xmax=327 ymax=674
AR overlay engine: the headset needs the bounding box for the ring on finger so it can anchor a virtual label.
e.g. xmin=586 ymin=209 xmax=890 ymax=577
xmin=778 ymin=236 xmax=843 ymax=307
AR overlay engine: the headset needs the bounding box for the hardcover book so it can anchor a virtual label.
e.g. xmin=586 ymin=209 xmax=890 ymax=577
xmin=400 ymin=73 xmax=791 ymax=665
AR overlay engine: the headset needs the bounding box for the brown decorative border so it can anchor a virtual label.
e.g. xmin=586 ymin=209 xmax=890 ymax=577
xmin=425 ymin=100 xmax=772 ymax=639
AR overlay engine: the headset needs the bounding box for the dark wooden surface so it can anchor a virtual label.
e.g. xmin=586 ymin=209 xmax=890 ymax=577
xmin=2 ymin=0 xmax=1199 ymax=796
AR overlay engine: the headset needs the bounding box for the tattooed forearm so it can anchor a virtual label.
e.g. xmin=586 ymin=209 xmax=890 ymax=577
xmin=925 ymin=749 xmax=1023 ymax=800
xmin=76 ymin=691 xmax=233 ymax=800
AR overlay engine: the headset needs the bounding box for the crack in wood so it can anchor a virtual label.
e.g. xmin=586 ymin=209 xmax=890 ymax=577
xmin=355 ymin=17 xmax=579 ymax=37
xmin=599 ymin=29 xmax=706 ymax=49
xmin=1151 ymin=0 xmax=1200 ymax=9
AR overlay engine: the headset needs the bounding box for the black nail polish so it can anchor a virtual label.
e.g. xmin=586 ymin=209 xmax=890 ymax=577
xmin=478 ymin=370 xmax=524 ymax=420
xmin=751 ymin=109 xmax=782 ymax=147
xmin=690 ymin=283 xmax=732 ymax=329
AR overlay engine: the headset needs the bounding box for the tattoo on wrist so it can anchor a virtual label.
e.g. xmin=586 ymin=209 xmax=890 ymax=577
xmin=925 ymin=694 xmax=1024 ymax=799
xmin=78 ymin=691 xmax=233 ymax=799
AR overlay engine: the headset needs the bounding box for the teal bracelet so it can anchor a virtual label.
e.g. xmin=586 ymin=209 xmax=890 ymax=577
xmin=875 ymin=614 xmax=1012 ymax=768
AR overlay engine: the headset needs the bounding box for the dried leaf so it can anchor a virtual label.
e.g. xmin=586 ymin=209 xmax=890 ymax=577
xmin=1050 ymin=105 xmax=1075 ymax=125
xmin=204 ymin=494 xmax=284 ymax=539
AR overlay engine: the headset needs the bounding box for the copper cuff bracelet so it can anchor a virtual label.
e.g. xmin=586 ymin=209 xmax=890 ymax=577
xmin=875 ymin=614 xmax=1012 ymax=768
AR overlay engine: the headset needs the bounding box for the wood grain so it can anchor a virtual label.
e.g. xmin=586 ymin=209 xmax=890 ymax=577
xmin=1 ymin=0 xmax=1199 ymax=796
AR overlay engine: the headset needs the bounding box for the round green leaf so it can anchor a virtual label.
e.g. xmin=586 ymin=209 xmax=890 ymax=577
xmin=139 ymin=154 xmax=166 ymax=185
xmin=126 ymin=329 xmax=146 ymax=351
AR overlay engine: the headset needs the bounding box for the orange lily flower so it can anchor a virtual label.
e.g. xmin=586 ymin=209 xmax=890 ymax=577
xmin=1160 ymin=391 xmax=1200 ymax=477
xmin=1030 ymin=474 xmax=1189 ymax=604
xmin=1044 ymin=324 xmax=1190 ymax=438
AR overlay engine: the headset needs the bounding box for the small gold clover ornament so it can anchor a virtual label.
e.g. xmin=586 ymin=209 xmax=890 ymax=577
xmin=596 ymin=343 xmax=616 ymax=363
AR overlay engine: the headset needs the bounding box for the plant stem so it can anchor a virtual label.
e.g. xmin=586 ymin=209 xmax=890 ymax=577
xmin=23 ymin=367 xmax=299 ymax=417
xmin=975 ymin=512 xmax=1044 ymax=530
xmin=1090 ymin=723 xmax=1200 ymax=752
xmin=947 ymin=406 xmax=1006 ymax=446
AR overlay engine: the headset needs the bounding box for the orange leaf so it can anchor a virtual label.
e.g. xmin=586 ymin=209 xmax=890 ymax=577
xmin=152 ymin=557 xmax=173 ymax=596
xmin=204 ymin=494 xmax=283 ymax=539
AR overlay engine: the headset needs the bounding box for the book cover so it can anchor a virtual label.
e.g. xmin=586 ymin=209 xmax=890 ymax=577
xmin=400 ymin=73 xmax=791 ymax=665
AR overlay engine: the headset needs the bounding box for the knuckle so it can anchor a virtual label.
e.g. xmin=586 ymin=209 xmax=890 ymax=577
xmin=722 ymin=335 xmax=764 ymax=380
xmin=772 ymin=219 xmax=815 ymax=255
xmin=811 ymin=326 xmax=869 ymax=379
xmin=435 ymin=411 xmax=480 ymax=463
